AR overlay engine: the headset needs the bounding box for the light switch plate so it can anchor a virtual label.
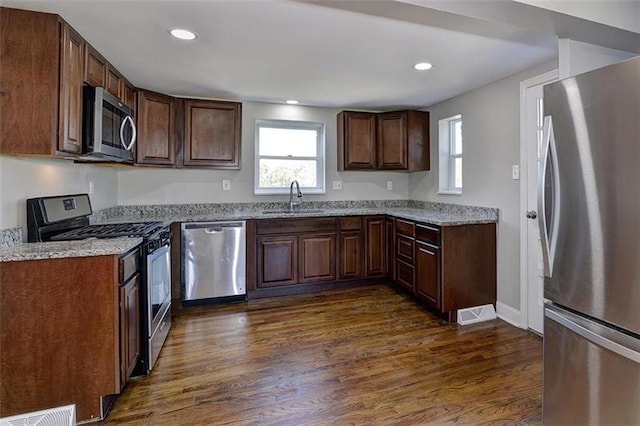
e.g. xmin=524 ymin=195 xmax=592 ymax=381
xmin=512 ymin=165 xmax=520 ymax=180
xmin=386 ymin=181 xmax=393 ymax=191
xmin=332 ymin=180 xmax=343 ymax=190
xmin=222 ymin=179 xmax=231 ymax=191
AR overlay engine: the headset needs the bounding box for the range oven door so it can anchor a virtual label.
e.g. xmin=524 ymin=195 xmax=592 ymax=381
xmin=146 ymin=243 xmax=171 ymax=369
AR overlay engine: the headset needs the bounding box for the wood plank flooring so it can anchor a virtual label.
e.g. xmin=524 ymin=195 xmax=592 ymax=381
xmin=102 ymin=285 xmax=542 ymax=425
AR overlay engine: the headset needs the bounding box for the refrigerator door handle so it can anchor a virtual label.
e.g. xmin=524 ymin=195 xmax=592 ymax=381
xmin=546 ymin=306 xmax=640 ymax=364
xmin=538 ymin=116 xmax=559 ymax=278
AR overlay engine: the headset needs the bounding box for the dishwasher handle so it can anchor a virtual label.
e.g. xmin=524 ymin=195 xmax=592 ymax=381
xmin=182 ymin=221 xmax=246 ymax=231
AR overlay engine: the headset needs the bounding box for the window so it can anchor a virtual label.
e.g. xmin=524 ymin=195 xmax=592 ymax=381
xmin=438 ymin=114 xmax=463 ymax=194
xmin=255 ymin=120 xmax=325 ymax=194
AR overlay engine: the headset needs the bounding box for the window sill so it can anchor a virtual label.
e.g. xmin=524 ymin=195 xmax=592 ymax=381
xmin=437 ymin=190 xmax=462 ymax=195
xmin=255 ymin=188 xmax=326 ymax=195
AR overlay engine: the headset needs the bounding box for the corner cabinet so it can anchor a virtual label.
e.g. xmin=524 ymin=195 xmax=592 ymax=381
xmin=337 ymin=109 xmax=430 ymax=171
xmin=183 ymin=100 xmax=241 ymax=169
xmin=136 ymin=94 xmax=242 ymax=169
xmin=337 ymin=111 xmax=377 ymax=170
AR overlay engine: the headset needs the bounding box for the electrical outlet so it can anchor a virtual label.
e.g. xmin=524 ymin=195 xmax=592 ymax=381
xmin=386 ymin=181 xmax=393 ymax=191
xmin=512 ymin=165 xmax=520 ymax=180
xmin=222 ymin=179 xmax=231 ymax=191
xmin=332 ymin=180 xmax=343 ymax=190
xmin=88 ymin=181 xmax=95 ymax=195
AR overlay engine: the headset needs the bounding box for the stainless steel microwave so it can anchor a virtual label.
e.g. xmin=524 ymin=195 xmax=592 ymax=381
xmin=82 ymin=86 xmax=136 ymax=162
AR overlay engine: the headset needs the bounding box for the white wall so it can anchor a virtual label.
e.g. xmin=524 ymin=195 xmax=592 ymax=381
xmin=409 ymin=60 xmax=557 ymax=312
xmin=117 ymin=101 xmax=409 ymax=205
xmin=558 ymin=38 xmax=638 ymax=78
xmin=0 ymin=156 xmax=118 ymax=230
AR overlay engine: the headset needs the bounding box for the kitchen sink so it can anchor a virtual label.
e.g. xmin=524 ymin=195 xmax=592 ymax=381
xmin=261 ymin=209 xmax=326 ymax=215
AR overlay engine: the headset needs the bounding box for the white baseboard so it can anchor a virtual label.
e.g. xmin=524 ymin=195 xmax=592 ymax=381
xmin=496 ymin=301 xmax=524 ymax=329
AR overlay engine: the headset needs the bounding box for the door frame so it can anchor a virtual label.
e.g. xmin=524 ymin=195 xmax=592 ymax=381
xmin=519 ymin=69 xmax=558 ymax=330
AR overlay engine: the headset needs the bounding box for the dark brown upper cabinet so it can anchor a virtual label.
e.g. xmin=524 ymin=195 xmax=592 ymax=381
xmin=0 ymin=8 xmax=85 ymax=156
xmin=84 ymin=44 xmax=107 ymax=88
xmin=58 ymin=23 xmax=85 ymax=155
xmin=337 ymin=111 xmax=377 ymax=170
xmin=136 ymin=89 xmax=177 ymax=166
xmin=337 ymin=109 xmax=430 ymax=172
xmin=183 ymin=99 xmax=242 ymax=169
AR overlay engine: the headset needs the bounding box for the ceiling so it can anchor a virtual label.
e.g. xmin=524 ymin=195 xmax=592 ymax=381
xmin=0 ymin=0 xmax=609 ymax=110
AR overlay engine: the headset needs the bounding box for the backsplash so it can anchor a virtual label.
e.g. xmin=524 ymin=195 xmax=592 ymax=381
xmin=0 ymin=227 xmax=23 ymax=249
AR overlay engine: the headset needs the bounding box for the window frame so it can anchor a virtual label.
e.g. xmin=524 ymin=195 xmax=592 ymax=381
xmin=254 ymin=119 xmax=326 ymax=195
xmin=438 ymin=114 xmax=463 ymax=195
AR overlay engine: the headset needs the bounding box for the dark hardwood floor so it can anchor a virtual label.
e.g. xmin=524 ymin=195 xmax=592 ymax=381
xmin=102 ymin=285 xmax=542 ymax=425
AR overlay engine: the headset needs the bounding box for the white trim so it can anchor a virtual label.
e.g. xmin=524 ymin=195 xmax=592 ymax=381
xmin=496 ymin=301 xmax=524 ymax=328
xmin=519 ymin=69 xmax=558 ymax=331
xmin=437 ymin=190 xmax=462 ymax=195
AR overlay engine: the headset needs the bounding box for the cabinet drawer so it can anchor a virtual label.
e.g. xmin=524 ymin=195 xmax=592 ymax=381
xmin=395 ymin=219 xmax=415 ymax=237
xmin=416 ymin=223 xmax=440 ymax=246
xmin=257 ymin=218 xmax=337 ymax=235
xmin=339 ymin=217 xmax=362 ymax=231
xmin=396 ymin=234 xmax=414 ymax=263
xmin=119 ymin=247 xmax=140 ymax=283
xmin=396 ymin=259 xmax=414 ymax=292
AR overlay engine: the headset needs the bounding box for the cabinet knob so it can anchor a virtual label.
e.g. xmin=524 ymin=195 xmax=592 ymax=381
xmin=525 ymin=210 xmax=537 ymax=219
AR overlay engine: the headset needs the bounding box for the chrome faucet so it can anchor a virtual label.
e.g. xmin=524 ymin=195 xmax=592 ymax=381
xmin=289 ymin=180 xmax=302 ymax=212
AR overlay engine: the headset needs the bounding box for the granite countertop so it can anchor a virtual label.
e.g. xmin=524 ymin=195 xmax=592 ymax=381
xmin=0 ymin=237 xmax=142 ymax=262
xmin=0 ymin=200 xmax=498 ymax=262
xmin=91 ymin=200 xmax=499 ymax=227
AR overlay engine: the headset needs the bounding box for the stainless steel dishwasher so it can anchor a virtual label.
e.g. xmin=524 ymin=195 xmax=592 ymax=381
xmin=181 ymin=221 xmax=246 ymax=305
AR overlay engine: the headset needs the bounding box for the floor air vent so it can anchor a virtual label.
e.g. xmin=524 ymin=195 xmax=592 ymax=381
xmin=457 ymin=304 xmax=497 ymax=325
xmin=0 ymin=404 xmax=75 ymax=426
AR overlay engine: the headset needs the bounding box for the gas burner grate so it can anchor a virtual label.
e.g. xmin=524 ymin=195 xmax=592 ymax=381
xmin=51 ymin=221 xmax=164 ymax=240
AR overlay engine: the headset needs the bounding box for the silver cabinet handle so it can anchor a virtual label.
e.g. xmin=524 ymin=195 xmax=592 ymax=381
xmin=120 ymin=115 xmax=137 ymax=151
xmin=546 ymin=306 xmax=640 ymax=364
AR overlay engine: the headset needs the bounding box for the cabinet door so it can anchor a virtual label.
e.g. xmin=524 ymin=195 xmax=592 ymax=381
xmin=339 ymin=231 xmax=363 ymax=280
xmin=106 ymin=65 xmax=122 ymax=98
xmin=136 ymin=90 xmax=176 ymax=166
xmin=183 ymin=100 xmax=241 ymax=169
xmin=338 ymin=111 xmax=377 ymax=170
xmin=385 ymin=218 xmax=395 ymax=279
xmin=365 ymin=217 xmax=385 ymax=277
xmin=377 ymin=111 xmax=408 ymax=170
xmin=257 ymin=235 xmax=298 ymax=287
xmin=299 ymin=233 xmax=336 ymax=283
xmin=121 ymin=79 xmax=136 ymax=111
xmin=120 ymin=274 xmax=140 ymax=387
xmin=58 ymin=23 xmax=84 ymax=154
xmin=415 ymin=241 xmax=441 ymax=309
xmin=84 ymin=44 xmax=106 ymax=87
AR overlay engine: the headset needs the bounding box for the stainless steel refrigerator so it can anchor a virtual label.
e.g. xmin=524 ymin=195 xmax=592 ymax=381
xmin=541 ymin=56 xmax=640 ymax=424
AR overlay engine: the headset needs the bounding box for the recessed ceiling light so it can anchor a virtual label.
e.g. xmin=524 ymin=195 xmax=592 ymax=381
xmin=414 ymin=62 xmax=433 ymax=71
xmin=170 ymin=28 xmax=197 ymax=40
xmin=286 ymin=100 xmax=299 ymax=105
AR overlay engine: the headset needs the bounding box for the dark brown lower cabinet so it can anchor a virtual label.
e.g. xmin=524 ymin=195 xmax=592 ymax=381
xmin=119 ymin=274 xmax=140 ymax=388
xmin=299 ymin=233 xmax=336 ymax=283
xmin=257 ymin=235 xmax=298 ymax=287
xmin=385 ymin=218 xmax=395 ymax=278
xmin=339 ymin=231 xmax=363 ymax=279
xmin=365 ymin=217 xmax=385 ymax=277
xmin=415 ymin=241 xmax=440 ymax=309
xmin=395 ymin=259 xmax=414 ymax=292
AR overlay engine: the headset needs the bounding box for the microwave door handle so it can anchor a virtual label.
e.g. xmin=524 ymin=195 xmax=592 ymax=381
xmin=120 ymin=115 xmax=137 ymax=151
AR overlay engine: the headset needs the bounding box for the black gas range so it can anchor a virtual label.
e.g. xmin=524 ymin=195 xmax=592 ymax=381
xmin=26 ymin=194 xmax=172 ymax=375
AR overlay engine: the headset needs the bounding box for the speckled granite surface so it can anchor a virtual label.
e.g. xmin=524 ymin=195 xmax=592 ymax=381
xmin=91 ymin=200 xmax=499 ymax=226
xmin=0 ymin=227 xmax=23 ymax=250
xmin=0 ymin=237 xmax=142 ymax=262
xmin=1 ymin=200 xmax=497 ymax=262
